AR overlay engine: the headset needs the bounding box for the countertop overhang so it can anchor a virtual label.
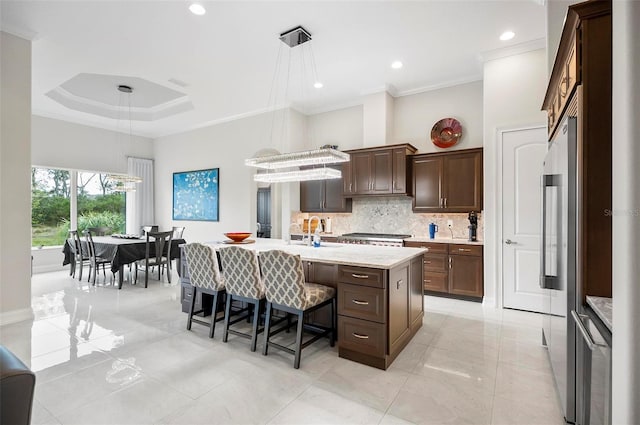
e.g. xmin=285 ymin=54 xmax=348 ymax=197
xmin=206 ymin=238 xmax=426 ymax=269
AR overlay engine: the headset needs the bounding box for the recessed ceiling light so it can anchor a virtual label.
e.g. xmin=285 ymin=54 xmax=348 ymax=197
xmin=391 ymin=61 xmax=403 ymax=69
xmin=189 ymin=3 xmax=206 ymax=16
xmin=313 ymin=82 xmax=323 ymax=89
xmin=500 ymin=31 xmax=515 ymax=41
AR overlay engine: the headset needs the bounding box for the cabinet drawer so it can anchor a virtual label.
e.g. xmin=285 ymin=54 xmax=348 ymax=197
xmin=404 ymin=241 xmax=448 ymax=254
xmin=338 ymin=266 xmax=385 ymax=288
xmin=449 ymin=244 xmax=483 ymax=257
xmin=338 ymin=316 xmax=386 ymax=357
xmin=338 ymin=283 xmax=386 ymax=323
xmin=423 ymin=254 xmax=447 ymax=272
xmin=424 ymin=272 xmax=448 ymax=293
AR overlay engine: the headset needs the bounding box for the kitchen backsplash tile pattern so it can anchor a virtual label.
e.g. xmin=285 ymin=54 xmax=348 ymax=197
xmin=292 ymin=197 xmax=483 ymax=240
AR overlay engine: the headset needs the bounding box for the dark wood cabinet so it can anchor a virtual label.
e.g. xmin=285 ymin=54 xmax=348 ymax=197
xmin=345 ymin=144 xmax=417 ymax=196
xmin=337 ymin=259 xmax=422 ymax=370
xmin=412 ymin=148 xmax=482 ymax=213
xmin=299 ymin=164 xmax=352 ymax=213
xmin=404 ymin=241 xmax=483 ymax=299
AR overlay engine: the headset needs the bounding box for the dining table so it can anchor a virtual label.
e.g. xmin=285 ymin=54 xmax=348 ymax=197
xmin=62 ymin=235 xmax=186 ymax=289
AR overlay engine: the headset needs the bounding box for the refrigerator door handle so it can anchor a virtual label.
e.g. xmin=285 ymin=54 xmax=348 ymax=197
xmin=540 ymin=174 xmax=562 ymax=289
xmin=572 ymin=310 xmax=596 ymax=351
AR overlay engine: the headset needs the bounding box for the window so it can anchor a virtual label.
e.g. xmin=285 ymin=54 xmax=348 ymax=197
xmin=31 ymin=167 xmax=125 ymax=247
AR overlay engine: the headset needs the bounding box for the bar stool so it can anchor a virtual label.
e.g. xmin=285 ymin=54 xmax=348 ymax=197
xmin=217 ymin=246 xmax=265 ymax=352
xmin=183 ymin=243 xmax=226 ymax=338
xmin=259 ymin=250 xmax=336 ymax=369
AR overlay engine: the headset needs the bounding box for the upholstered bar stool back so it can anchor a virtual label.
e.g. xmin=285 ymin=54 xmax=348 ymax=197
xmin=0 ymin=345 xmax=36 ymax=425
xmin=183 ymin=243 xmax=226 ymax=338
xmin=218 ymin=246 xmax=265 ymax=351
xmin=259 ymin=250 xmax=336 ymax=369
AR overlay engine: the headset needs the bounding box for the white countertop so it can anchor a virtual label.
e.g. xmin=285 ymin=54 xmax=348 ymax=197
xmin=586 ymin=296 xmax=612 ymax=332
xmin=404 ymin=236 xmax=484 ymax=246
xmin=207 ymin=238 xmax=426 ymax=269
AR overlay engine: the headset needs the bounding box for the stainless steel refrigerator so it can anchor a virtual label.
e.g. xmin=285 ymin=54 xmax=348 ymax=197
xmin=541 ymin=115 xmax=577 ymax=424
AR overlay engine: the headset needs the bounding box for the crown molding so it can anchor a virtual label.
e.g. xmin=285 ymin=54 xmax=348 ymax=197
xmin=478 ymin=38 xmax=546 ymax=63
xmin=395 ymin=74 xmax=483 ymax=98
xmin=32 ymin=110 xmax=157 ymax=139
xmin=359 ymin=84 xmax=398 ymax=97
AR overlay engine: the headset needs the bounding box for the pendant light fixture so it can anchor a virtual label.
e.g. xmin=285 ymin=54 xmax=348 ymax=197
xmin=108 ymin=84 xmax=142 ymax=192
xmin=244 ymin=26 xmax=350 ymax=183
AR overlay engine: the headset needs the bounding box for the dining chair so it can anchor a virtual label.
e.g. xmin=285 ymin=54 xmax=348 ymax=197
xmin=134 ymin=230 xmax=173 ymax=288
xmin=84 ymin=230 xmax=113 ymax=285
xmin=259 ymin=250 xmax=335 ymax=369
xmin=183 ymin=243 xmax=226 ymax=338
xmin=172 ymin=226 xmax=185 ymax=239
xmin=69 ymin=230 xmax=90 ymax=281
xmin=217 ymin=246 xmax=266 ymax=352
xmin=139 ymin=225 xmax=159 ymax=236
xmin=87 ymin=226 xmax=111 ymax=236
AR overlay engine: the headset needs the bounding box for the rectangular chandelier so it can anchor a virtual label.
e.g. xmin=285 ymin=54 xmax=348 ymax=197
xmin=254 ymin=167 xmax=341 ymax=183
xmin=245 ymin=148 xmax=350 ymax=170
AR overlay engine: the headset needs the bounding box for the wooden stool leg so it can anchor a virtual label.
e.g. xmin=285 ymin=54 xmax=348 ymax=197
xmin=262 ymin=302 xmax=272 ymax=356
xmin=209 ymin=291 xmax=219 ymax=338
xmin=294 ymin=311 xmax=304 ymax=369
xmin=187 ymin=287 xmax=197 ymax=330
xmin=330 ymin=298 xmax=336 ymax=347
xmin=250 ymin=300 xmax=261 ymax=352
xmin=222 ymin=295 xmax=232 ymax=343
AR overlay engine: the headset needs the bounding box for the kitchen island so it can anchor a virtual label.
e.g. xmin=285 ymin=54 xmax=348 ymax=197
xmin=180 ymin=238 xmax=426 ymax=370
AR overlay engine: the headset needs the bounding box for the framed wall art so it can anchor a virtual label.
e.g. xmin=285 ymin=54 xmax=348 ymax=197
xmin=172 ymin=168 xmax=219 ymax=221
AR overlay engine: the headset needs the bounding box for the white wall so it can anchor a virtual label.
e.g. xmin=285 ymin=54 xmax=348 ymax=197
xmin=154 ymin=109 xmax=305 ymax=243
xmin=394 ymin=81 xmax=483 ymax=154
xmin=32 ymin=115 xmax=154 ymax=173
xmin=0 ymin=32 xmax=33 ymax=325
xmin=306 ymin=105 xmax=363 ymax=151
xmin=482 ymin=49 xmax=548 ymax=307
xmin=612 ymin=1 xmax=640 ymax=421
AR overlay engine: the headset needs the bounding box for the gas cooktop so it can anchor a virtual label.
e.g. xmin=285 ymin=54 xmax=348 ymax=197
xmin=340 ymin=233 xmax=413 ymax=239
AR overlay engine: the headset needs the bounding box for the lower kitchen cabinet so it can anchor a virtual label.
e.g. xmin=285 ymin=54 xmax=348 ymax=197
xmin=404 ymin=241 xmax=484 ymax=300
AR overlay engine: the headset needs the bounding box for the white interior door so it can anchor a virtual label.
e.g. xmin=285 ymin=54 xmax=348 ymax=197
xmin=502 ymin=126 xmax=547 ymax=312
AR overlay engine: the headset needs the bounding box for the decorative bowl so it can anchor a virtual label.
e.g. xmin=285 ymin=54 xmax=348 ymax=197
xmin=431 ymin=117 xmax=462 ymax=148
xmin=224 ymin=232 xmax=252 ymax=243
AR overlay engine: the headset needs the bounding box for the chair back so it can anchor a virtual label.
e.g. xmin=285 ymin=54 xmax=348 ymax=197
xmin=84 ymin=230 xmax=98 ymax=260
xmin=172 ymin=226 xmax=185 ymax=239
xmin=87 ymin=226 xmax=111 ymax=236
xmin=258 ymin=250 xmax=306 ymax=309
xmin=145 ymin=231 xmax=173 ymax=265
xmin=140 ymin=225 xmax=159 ymax=236
xmin=218 ymin=246 xmax=263 ymax=299
xmin=69 ymin=230 xmax=85 ymax=259
xmin=183 ymin=243 xmax=225 ymax=291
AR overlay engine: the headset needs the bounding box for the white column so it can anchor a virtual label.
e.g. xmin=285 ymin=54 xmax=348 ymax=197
xmin=362 ymin=91 xmax=395 ymax=147
xmin=0 ymin=32 xmax=33 ymax=325
xmin=612 ymin=1 xmax=640 ymax=422
xmin=70 ymin=170 xmax=78 ymax=230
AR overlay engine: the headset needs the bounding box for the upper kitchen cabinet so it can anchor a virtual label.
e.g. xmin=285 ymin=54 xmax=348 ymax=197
xmin=412 ymin=148 xmax=483 ymax=213
xmin=300 ymin=164 xmax=352 ymax=213
xmin=344 ymin=144 xmax=417 ymax=196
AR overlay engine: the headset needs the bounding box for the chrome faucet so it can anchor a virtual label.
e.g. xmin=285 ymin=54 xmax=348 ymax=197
xmin=307 ymin=216 xmax=321 ymax=246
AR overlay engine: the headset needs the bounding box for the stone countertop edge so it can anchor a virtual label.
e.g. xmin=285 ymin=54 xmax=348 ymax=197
xmin=206 ymin=238 xmax=427 ymax=270
xmin=586 ymin=296 xmax=612 ymax=332
xmin=404 ymin=237 xmax=484 ymax=245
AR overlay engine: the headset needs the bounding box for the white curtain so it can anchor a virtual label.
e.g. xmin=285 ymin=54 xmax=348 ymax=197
xmin=126 ymin=157 xmax=154 ymax=234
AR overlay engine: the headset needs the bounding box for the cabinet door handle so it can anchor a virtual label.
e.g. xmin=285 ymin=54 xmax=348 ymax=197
xmin=349 ymin=183 xmax=352 ymax=192
xmin=439 ymin=198 xmax=443 ymax=208
xmin=393 ymin=181 xmax=396 ymax=190
xmin=397 ymin=279 xmax=403 ymax=289
xmin=351 ymin=273 xmax=369 ymax=279
xmin=425 ymin=261 xmax=432 ymax=264
xmin=425 ymin=279 xmax=432 ymax=283
xmin=352 ymin=332 xmax=369 ymax=339
xmin=444 ymin=197 xmax=447 ymax=208
xmin=449 ymin=257 xmax=452 ymax=269
xmin=458 ymin=248 xmax=471 ymax=252
xmin=352 ymin=299 xmax=369 ymax=306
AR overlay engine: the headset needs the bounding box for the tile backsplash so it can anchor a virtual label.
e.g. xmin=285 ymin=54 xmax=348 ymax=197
xmin=292 ymin=196 xmax=483 ymax=240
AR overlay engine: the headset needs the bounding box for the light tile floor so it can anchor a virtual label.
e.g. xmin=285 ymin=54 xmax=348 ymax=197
xmin=0 ymin=270 xmax=565 ymax=425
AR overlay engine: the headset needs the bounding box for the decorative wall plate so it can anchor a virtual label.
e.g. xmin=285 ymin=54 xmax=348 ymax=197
xmin=431 ymin=118 xmax=462 ymax=148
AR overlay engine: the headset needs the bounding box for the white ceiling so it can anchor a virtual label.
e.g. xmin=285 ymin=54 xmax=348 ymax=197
xmin=1 ymin=1 xmax=546 ymax=139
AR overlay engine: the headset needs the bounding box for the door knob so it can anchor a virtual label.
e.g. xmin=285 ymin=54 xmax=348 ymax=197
xmin=505 ymin=239 xmax=515 ymax=245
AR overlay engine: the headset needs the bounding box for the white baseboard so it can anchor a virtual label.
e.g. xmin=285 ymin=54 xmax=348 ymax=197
xmin=0 ymin=307 xmax=34 ymax=326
